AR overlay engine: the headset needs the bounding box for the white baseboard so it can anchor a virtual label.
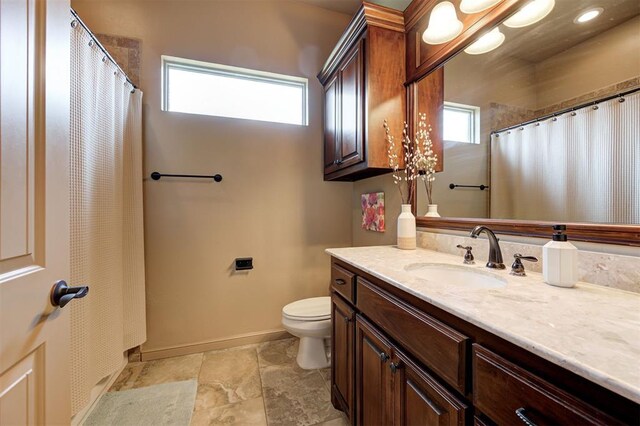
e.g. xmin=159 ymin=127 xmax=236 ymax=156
xmin=140 ymin=329 xmax=292 ymax=361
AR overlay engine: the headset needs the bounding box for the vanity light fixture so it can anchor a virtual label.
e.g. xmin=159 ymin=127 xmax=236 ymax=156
xmin=503 ymin=0 xmax=555 ymax=28
xmin=574 ymin=7 xmax=603 ymax=24
xmin=460 ymin=0 xmax=503 ymax=14
xmin=464 ymin=27 xmax=506 ymax=54
xmin=422 ymin=1 xmax=464 ymax=45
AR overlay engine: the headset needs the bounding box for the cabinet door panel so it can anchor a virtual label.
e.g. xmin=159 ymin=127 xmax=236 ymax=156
xmin=324 ymin=74 xmax=339 ymax=172
xmin=394 ymin=350 xmax=467 ymax=426
xmin=331 ymin=293 xmax=354 ymax=421
xmin=338 ymin=40 xmax=364 ymax=168
xmin=356 ymin=316 xmax=392 ymax=426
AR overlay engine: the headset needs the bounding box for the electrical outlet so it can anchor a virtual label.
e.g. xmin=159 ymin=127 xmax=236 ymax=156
xmin=235 ymin=257 xmax=253 ymax=271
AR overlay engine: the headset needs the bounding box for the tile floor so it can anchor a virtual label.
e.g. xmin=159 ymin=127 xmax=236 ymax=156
xmin=108 ymin=338 xmax=348 ymax=426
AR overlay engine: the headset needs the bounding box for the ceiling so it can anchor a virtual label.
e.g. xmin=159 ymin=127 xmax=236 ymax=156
xmin=481 ymin=0 xmax=640 ymax=63
xmin=295 ymin=0 xmax=638 ymax=63
xmin=294 ymin=0 xmax=412 ymax=15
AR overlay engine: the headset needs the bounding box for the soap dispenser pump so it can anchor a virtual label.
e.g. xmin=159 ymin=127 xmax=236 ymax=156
xmin=543 ymin=225 xmax=578 ymax=288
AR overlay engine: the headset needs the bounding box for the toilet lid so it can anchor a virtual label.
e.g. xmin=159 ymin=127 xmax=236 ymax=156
xmin=282 ymin=296 xmax=331 ymax=321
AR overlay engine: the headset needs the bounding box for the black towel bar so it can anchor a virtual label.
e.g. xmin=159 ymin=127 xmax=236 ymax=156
xmin=150 ymin=172 xmax=222 ymax=182
xmin=449 ymin=183 xmax=488 ymax=190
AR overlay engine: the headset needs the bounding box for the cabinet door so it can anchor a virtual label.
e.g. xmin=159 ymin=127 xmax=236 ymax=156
xmin=356 ymin=316 xmax=393 ymax=426
xmin=331 ymin=293 xmax=355 ymax=421
xmin=393 ymin=350 xmax=467 ymax=426
xmin=338 ymin=39 xmax=364 ymax=168
xmin=323 ymin=73 xmax=339 ymax=173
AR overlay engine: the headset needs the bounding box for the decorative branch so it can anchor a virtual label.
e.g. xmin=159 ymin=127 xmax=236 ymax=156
xmin=384 ymin=115 xmax=437 ymax=205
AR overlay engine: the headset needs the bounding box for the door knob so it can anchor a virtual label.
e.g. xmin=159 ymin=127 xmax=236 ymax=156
xmin=50 ymin=280 xmax=89 ymax=308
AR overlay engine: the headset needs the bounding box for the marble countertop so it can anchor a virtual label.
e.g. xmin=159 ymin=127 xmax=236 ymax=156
xmin=326 ymin=246 xmax=640 ymax=404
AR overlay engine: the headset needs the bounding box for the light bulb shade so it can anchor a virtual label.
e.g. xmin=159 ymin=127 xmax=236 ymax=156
xmin=503 ymin=0 xmax=555 ymax=28
xmin=464 ymin=27 xmax=505 ymax=54
xmin=422 ymin=1 xmax=464 ymax=45
xmin=460 ymin=0 xmax=503 ymax=14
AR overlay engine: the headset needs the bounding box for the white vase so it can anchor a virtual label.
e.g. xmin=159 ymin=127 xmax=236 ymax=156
xmin=397 ymin=204 xmax=416 ymax=250
xmin=425 ymin=204 xmax=441 ymax=217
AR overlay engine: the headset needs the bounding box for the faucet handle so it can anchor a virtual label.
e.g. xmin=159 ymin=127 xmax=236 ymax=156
xmin=456 ymin=245 xmax=475 ymax=265
xmin=510 ymin=253 xmax=538 ymax=276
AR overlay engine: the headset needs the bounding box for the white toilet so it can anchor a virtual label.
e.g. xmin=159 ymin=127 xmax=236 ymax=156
xmin=282 ymin=296 xmax=331 ymax=369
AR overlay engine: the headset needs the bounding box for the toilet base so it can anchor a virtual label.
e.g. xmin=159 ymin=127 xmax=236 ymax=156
xmin=296 ymin=336 xmax=330 ymax=369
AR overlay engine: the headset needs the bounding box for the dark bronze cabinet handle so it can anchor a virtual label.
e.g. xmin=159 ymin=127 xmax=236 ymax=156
xmin=335 ymin=279 xmax=346 ymax=285
xmin=390 ymin=362 xmax=399 ymax=373
xmin=343 ymin=316 xmax=350 ymax=324
xmin=515 ymin=408 xmax=537 ymax=426
xmin=379 ymin=352 xmax=389 ymax=362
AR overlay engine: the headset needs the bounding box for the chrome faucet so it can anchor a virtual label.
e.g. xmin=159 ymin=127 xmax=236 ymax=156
xmin=469 ymin=226 xmax=505 ymax=269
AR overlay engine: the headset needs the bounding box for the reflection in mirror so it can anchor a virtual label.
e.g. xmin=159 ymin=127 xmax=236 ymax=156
xmin=416 ymin=0 xmax=640 ymax=225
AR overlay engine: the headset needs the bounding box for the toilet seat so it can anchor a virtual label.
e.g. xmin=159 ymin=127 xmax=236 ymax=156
xmin=282 ymin=296 xmax=330 ymax=321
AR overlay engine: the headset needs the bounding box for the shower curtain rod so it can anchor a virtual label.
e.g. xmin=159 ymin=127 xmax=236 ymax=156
xmin=70 ymin=8 xmax=138 ymax=90
xmin=492 ymin=86 xmax=640 ymax=135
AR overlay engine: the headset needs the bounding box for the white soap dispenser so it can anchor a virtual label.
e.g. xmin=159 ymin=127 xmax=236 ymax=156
xmin=543 ymin=225 xmax=578 ymax=288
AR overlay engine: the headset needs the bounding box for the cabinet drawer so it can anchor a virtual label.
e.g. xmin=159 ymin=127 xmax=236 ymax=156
xmin=473 ymin=345 xmax=621 ymax=426
xmin=357 ymin=278 xmax=468 ymax=393
xmin=331 ymin=264 xmax=355 ymax=304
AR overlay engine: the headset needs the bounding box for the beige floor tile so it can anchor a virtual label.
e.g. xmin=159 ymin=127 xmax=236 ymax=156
xmin=196 ymin=347 xmax=262 ymax=410
xmin=261 ymin=363 xmax=342 ymax=426
xmin=318 ymin=367 xmax=331 ymax=392
xmin=109 ymin=362 xmax=145 ymax=391
xmin=190 ymin=397 xmax=267 ymax=426
xmin=132 ymin=353 xmax=203 ymax=388
xmin=257 ymin=338 xmax=298 ymax=368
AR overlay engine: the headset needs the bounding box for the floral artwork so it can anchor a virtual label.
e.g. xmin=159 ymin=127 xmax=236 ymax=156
xmin=361 ymin=192 xmax=385 ymax=232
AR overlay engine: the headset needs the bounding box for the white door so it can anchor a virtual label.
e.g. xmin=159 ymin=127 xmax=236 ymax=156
xmin=0 ymin=0 xmax=72 ymax=424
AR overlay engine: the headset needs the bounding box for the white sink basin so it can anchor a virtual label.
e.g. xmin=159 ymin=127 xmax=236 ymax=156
xmin=404 ymin=263 xmax=507 ymax=289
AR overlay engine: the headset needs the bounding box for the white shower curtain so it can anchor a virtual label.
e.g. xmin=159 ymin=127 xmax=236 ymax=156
xmin=70 ymin=15 xmax=146 ymax=414
xmin=491 ymin=91 xmax=640 ymax=224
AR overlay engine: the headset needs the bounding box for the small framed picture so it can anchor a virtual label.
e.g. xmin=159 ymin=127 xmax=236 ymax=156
xmin=361 ymin=192 xmax=385 ymax=232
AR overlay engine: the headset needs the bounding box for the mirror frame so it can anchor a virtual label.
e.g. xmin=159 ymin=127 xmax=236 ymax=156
xmin=405 ymin=0 xmax=640 ymax=247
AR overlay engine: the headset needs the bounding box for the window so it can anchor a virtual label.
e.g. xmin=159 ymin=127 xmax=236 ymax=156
xmin=443 ymin=102 xmax=480 ymax=144
xmin=162 ymin=56 xmax=308 ymax=126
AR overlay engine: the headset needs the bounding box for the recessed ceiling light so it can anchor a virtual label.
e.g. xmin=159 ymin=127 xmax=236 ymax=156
xmin=422 ymin=1 xmax=464 ymax=45
xmin=503 ymin=0 xmax=555 ymax=28
xmin=574 ymin=7 xmax=603 ymax=24
xmin=464 ymin=27 xmax=506 ymax=55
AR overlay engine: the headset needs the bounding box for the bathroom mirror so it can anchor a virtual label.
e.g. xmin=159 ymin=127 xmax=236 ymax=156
xmin=413 ymin=0 xmax=640 ymax=244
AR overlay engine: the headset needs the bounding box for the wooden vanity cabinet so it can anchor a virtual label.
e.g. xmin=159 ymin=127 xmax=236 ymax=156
xmin=472 ymin=345 xmax=621 ymax=426
xmin=331 ymin=292 xmax=355 ymax=421
xmin=318 ymin=3 xmax=406 ymax=181
xmin=329 ymin=258 xmax=639 ymax=426
xmin=355 ymin=315 xmax=468 ymax=426
xmin=355 ymin=316 xmax=394 ymax=426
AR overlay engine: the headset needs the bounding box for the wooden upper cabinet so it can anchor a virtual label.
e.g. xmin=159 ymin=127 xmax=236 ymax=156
xmin=318 ymin=2 xmax=406 ymax=181
xmin=404 ymin=0 xmax=527 ymax=82
xmin=323 ymin=74 xmax=339 ymax=172
xmin=338 ymin=41 xmax=364 ymax=170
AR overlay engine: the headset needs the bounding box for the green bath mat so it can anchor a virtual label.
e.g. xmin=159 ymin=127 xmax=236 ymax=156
xmin=84 ymin=380 xmax=197 ymax=426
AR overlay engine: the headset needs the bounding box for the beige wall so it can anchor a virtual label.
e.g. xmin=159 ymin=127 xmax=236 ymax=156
xmin=535 ymin=16 xmax=640 ymax=108
xmin=352 ymin=175 xmax=400 ymax=246
xmin=72 ymin=0 xmax=353 ymax=355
